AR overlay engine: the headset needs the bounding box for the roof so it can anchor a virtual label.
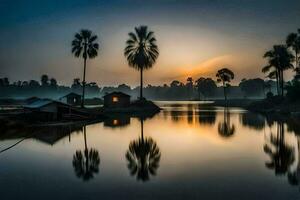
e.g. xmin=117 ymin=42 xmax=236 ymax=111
xmin=103 ymin=92 xmax=130 ymax=98
xmin=60 ymin=92 xmax=81 ymax=98
xmin=24 ymin=99 xmax=68 ymax=109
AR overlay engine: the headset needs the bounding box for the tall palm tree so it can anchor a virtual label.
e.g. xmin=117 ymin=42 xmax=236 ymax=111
xmin=124 ymin=26 xmax=159 ymax=100
xmin=262 ymin=45 xmax=294 ymax=96
xmin=71 ymin=29 xmax=99 ymax=107
xmin=286 ymin=29 xmax=300 ymax=78
xmin=216 ymin=68 xmax=234 ymax=104
xmin=125 ymin=120 xmax=161 ymax=182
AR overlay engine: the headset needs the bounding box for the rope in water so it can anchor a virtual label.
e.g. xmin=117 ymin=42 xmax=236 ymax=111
xmin=0 ymin=138 xmax=27 ymax=154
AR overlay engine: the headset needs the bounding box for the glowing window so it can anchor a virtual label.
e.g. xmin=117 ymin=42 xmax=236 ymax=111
xmin=112 ymin=96 xmax=119 ymax=102
xmin=113 ymin=119 xmax=119 ymax=125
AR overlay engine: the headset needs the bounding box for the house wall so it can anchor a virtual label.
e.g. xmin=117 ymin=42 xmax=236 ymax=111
xmin=104 ymin=96 xmax=130 ymax=108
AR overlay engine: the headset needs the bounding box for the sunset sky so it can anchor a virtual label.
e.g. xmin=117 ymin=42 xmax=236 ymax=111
xmin=0 ymin=0 xmax=299 ymax=86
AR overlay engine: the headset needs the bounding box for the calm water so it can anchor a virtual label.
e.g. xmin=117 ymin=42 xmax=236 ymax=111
xmin=1 ymin=101 xmax=300 ymax=200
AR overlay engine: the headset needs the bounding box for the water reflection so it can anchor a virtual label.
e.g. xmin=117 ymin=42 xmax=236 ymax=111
xmin=197 ymin=106 xmax=216 ymax=125
xmin=165 ymin=103 xmax=217 ymax=127
xmin=72 ymin=126 xmax=100 ymax=181
xmin=264 ymin=122 xmax=295 ymax=176
xmin=2 ymin=102 xmax=300 ymax=199
xmin=239 ymin=112 xmax=265 ymax=130
xmin=104 ymin=115 xmax=131 ymax=128
xmin=125 ymin=120 xmax=161 ymax=182
xmin=218 ymin=107 xmax=235 ymax=138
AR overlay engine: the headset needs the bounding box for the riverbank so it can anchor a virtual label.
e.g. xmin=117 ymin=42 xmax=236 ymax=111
xmin=246 ymin=96 xmax=300 ymax=116
xmin=210 ymin=99 xmax=259 ymax=107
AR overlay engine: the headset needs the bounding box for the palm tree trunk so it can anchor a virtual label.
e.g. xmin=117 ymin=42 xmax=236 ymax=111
xmin=81 ymin=57 xmax=87 ymax=108
xmin=84 ymin=126 xmax=87 ymax=151
xmin=281 ymin=70 xmax=284 ymax=97
xmin=141 ymin=120 xmax=144 ymax=142
xmin=140 ymin=68 xmax=143 ymax=100
xmin=296 ymin=51 xmax=299 ymax=77
xmin=223 ymin=81 xmax=227 ymax=106
xmin=276 ymin=71 xmax=280 ymax=96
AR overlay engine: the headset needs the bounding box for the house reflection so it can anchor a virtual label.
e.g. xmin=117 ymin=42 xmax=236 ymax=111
xmin=72 ymin=126 xmax=100 ymax=181
xmin=218 ymin=107 xmax=235 ymax=138
xmin=0 ymin=123 xmax=84 ymax=146
xmin=104 ymin=115 xmax=130 ymax=129
xmin=125 ymin=120 xmax=161 ymax=182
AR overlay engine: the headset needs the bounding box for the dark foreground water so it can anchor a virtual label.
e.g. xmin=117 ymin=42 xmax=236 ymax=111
xmin=1 ymin=101 xmax=300 ymax=200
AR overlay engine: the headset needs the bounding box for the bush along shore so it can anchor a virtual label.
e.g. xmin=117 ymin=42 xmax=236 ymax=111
xmin=246 ymin=95 xmax=300 ymax=117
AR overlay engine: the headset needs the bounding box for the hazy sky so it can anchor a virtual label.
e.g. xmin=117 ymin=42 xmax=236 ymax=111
xmin=0 ymin=0 xmax=299 ymax=86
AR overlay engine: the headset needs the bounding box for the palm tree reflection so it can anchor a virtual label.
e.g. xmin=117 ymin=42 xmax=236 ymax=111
xmin=287 ymin=136 xmax=300 ymax=186
xmin=264 ymin=122 xmax=295 ymax=175
xmin=72 ymin=126 xmax=100 ymax=181
xmin=125 ymin=120 xmax=161 ymax=182
xmin=218 ymin=107 xmax=235 ymax=138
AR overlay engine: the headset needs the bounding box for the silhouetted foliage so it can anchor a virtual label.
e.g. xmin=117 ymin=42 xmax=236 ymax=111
xmin=239 ymin=112 xmax=265 ymax=130
xmin=195 ymin=77 xmax=217 ymax=100
xmin=124 ymin=25 xmax=159 ymax=99
xmin=262 ymin=45 xmax=294 ymax=96
xmin=216 ymin=68 xmax=234 ymax=103
xmin=125 ymin=121 xmax=161 ymax=182
xmin=286 ymin=29 xmax=300 ymax=79
xmin=72 ymin=29 xmax=99 ymax=107
xmin=264 ymin=122 xmax=295 ymax=175
xmin=239 ymin=78 xmax=265 ymax=98
xmin=218 ymin=108 xmax=235 ymax=138
xmin=72 ymin=126 xmax=100 ymax=181
xmin=73 ymin=148 xmax=100 ymax=181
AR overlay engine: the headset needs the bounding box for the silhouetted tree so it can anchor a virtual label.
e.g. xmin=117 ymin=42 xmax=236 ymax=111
xmin=0 ymin=77 xmax=9 ymax=86
xmin=262 ymin=45 xmax=294 ymax=96
xmin=72 ymin=29 xmax=99 ymax=107
xmin=50 ymin=78 xmax=57 ymax=88
xmin=239 ymin=78 xmax=265 ymax=98
xmin=41 ymin=74 xmax=49 ymax=86
xmin=186 ymin=77 xmax=194 ymax=99
xmin=195 ymin=77 xmax=217 ymax=100
xmin=216 ymin=68 xmax=234 ymax=104
xmin=124 ymin=25 xmax=159 ymax=100
xmin=29 ymin=80 xmax=40 ymax=87
xmin=286 ymin=29 xmax=300 ymax=79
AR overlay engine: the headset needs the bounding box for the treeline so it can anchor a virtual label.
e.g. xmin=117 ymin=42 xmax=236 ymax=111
xmin=0 ymin=75 xmax=277 ymax=100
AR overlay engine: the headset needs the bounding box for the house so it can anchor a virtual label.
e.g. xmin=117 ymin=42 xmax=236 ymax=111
xmin=25 ymin=96 xmax=40 ymax=105
xmin=103 ymin=92 xmax=130 ymax=108
xmin=59 ymin=92 xmax=81 ymax=106
xmin=24 ymin=99 xmax=71 ymax=121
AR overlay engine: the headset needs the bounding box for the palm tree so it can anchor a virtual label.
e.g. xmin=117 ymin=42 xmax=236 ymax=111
xmin=216 ymin=68 xmax=234 ymax=104
xmin=262 ymin=45 xmax=294 ymax=96
xmin=72 ymin=126 xmax=100 ymax=181
xmin=125 ymin=120 xmax=161 ymax=182
xmin=71 ymin=29 xmax=99 ymax=107
xmin=286 ymin=29 xmax=300 ymax=78
xmin=124 ymin=26 xmax=159 ymax=100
